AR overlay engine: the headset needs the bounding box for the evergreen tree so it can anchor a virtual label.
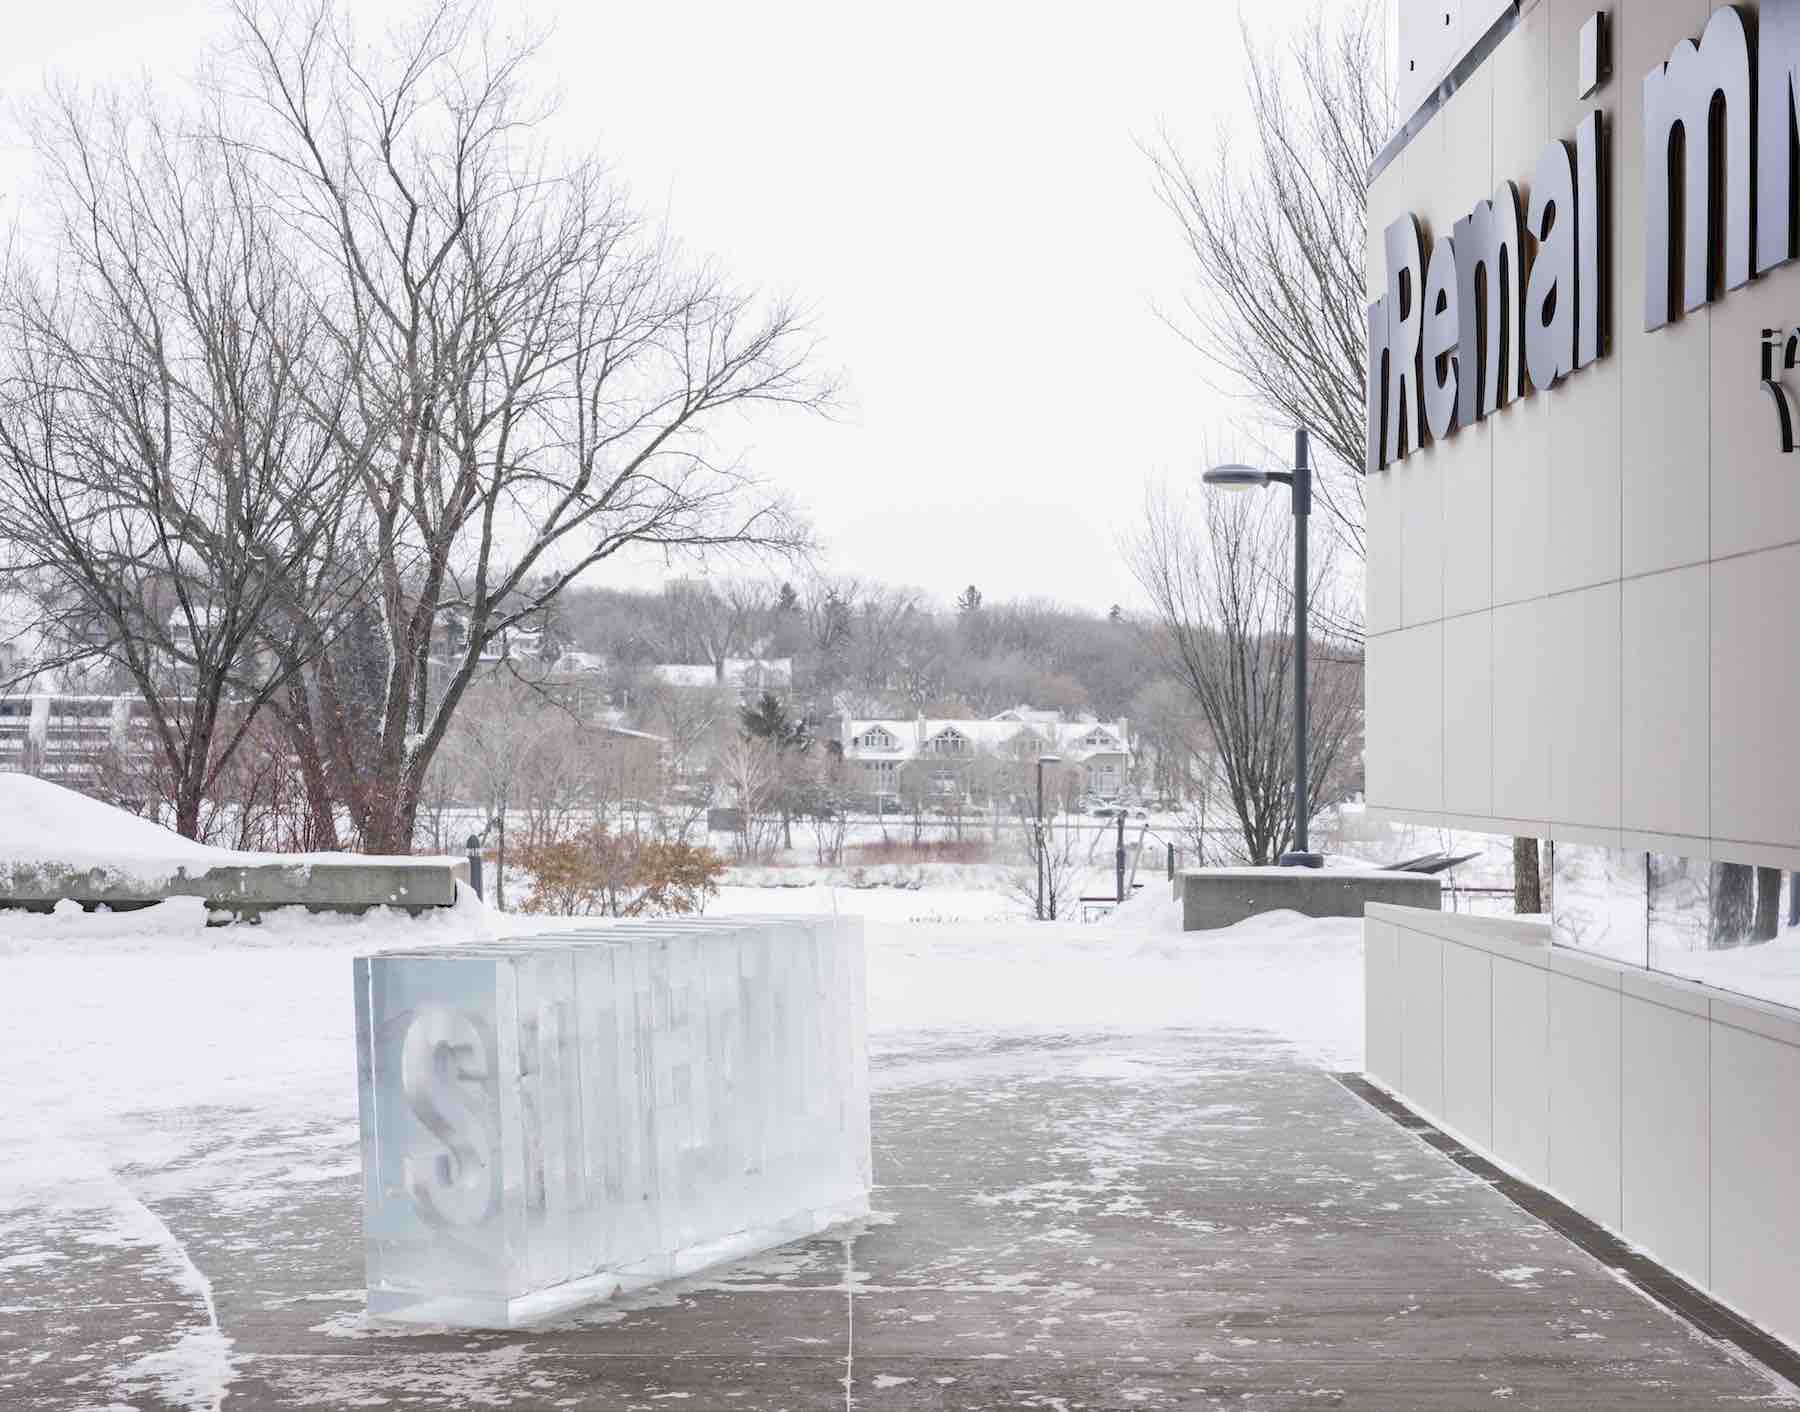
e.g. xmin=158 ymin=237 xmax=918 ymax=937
xmin=740 ymin=691 xmax=806 ymax=749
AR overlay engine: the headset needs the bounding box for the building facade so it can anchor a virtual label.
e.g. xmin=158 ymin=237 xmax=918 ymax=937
xmin=0 ymin=695 xmax=151 ymax=790
xmin=1364 ymin=0 xmax=1800 ymax=1351
xmin=840 ymin=709 xmax=1132 ymax=807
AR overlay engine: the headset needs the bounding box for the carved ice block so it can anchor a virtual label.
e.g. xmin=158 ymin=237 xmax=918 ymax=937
xmin=354 ymin=915 xmax=869 ymax=1327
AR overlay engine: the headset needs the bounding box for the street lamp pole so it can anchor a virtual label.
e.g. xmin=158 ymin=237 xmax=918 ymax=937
xmin=1285 ymin=427 xmax=1316 ymax=866
xmin=1201 ymin=428 xmax=1323 ymax=867
xmin=1035 ymin=753 xmax=1061 ymax=919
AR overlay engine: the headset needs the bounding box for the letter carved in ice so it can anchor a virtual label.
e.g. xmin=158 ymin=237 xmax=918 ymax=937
xmin=357 ymin=916 xmax=871 ymax=1327
xmin=399 ymin=1006 xmax=500 ymax=1228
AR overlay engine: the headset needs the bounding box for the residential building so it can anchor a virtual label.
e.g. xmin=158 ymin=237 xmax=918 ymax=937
xmin=0 ymin=694 xmax=155 ymax=792
xmin=650 ymin=659 xmax=792 ymax=702
xmin=840 ymin=708 xmax=1132 ymax=807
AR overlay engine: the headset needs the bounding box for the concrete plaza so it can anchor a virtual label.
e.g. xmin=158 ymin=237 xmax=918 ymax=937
xmin=3 ymin=1023 xmax=1791 ymax=1411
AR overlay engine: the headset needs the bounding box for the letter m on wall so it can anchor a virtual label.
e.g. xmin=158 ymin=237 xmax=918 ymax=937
xmin=1643 ymin=6 xmax=1751 ymax=329
xmin=1759 ymin=0 xmax=1800 ymax=274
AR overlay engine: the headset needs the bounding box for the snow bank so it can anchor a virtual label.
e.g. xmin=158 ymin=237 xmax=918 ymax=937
xmin=0 ymin=888 xmax=1361 ymax=1191
xmin=0 ymin=880 xmax=498 ymax=956
xmin=0 ymin=773 xmax=461 ymax=882
xmin=864 ymin=904 xmax=1363 ymax=1068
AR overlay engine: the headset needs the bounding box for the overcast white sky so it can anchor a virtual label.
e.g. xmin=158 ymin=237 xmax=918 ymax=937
xmin=0 ymin=0 xmax=1337 ymax=614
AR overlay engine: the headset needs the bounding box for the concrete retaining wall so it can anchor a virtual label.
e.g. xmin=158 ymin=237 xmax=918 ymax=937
xmin=0 ymin=857 xmax=464 ymax=916
xmin=1177 ymin=868 xmax=1440 ymax=931
xmin=1366 ymin=902 xmax=1800 ymax=1353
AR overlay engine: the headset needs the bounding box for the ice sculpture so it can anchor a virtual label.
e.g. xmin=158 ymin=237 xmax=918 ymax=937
xmin=353 ymin=914 xmax=870 ymax=1327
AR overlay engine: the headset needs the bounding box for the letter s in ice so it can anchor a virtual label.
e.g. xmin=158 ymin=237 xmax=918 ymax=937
xmin=399 ymin=1007 xmax=500 ymax=1227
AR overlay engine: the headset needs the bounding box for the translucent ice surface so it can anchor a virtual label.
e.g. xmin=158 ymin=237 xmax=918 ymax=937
xmin=354 ymin=915 xmax=869 ymax=1327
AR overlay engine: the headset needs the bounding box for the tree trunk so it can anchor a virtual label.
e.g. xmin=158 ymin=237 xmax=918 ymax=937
xmin=1753 ymin=865 xmax=1782 ymax=941
xmin=357 ymin=748 xmax=429 ymax=856
xmin=174 ymin=782 xmax=204 ymax=842
xmin=494 ymin=793 xmax=508 ymax=912
xmin=1513 ymin=836 xmax=1541 ymax=914
xmin=1713 ymin=863 xmax=1757 ymax=947
xmin=281 ymin=677 xmax=341 ymax=852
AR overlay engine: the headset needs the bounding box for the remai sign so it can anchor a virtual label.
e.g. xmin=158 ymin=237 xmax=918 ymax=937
xmin=1366 ymin=2 xmax=1800 ymax=471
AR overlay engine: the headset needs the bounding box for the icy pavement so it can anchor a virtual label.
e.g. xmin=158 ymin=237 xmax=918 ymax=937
xmin=1 ymin=892 xmax=1794 ymax=1409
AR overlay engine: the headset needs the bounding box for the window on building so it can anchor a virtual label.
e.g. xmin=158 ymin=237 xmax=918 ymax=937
xmin=927 ymin=728 xmax=968 ymax=755
xmin=855 ymin=726 xmax=898 ymax=751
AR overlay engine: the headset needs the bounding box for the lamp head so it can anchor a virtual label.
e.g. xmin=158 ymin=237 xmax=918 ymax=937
xmin=1202 ymin=463 xmax=1270 ymax=492
xmin=1038 ymin=753 xmax=1062 ymax=765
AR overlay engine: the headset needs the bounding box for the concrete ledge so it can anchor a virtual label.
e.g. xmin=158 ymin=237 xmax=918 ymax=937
xmin=1178 ymin=867 xmax=1440 ymax=931
xmin=1366 ymin=900 xmax=1551 ymax=958
xmin=0 ymin=857 xmax=463 ymax=916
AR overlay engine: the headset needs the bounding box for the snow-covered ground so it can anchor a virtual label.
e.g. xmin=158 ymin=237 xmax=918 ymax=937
xmin=0 ymin=774 xmax=462 ymax=894
xmin=0 ymin=820 xmax=1361 ymax=1411
xmin=0 ymin=882 xmax=1362 ymax=1207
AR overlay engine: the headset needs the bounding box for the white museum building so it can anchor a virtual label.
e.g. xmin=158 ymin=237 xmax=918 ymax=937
xmin=1363 ymin=0 xmax=1800 ymax=1353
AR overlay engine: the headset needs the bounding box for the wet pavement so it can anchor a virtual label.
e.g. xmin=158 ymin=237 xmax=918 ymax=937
xmin=2 ymin=1027 xmax=1794 ymax=1410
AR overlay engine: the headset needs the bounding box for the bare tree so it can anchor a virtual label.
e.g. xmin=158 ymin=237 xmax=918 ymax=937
xmin=222 ymin=0 xmax=832 ymax=852
xmin=1006 ymin=811 xmax=1085 ymax=922
xmin=716 ymin=733 xmax=780 ymax=861
xmin=1146 ymin=5 xmax=1552 ymax=902
xmin=1126 ymin=484 xmax=1362 ymax=867
xmin=0 ymin=83 xmax=367 ymax=838
xmin=659 ymin=578 xmax=776 ymax=679
xmin=437 ymin=676 xmax=572 ymax=908
xmin=639 ymin=679 xmax=733 ymax=799
xmin=1143 ymin=3 xmax=1391 ymax=563
xmin=799 ymin=750 xmax=853 ymax=866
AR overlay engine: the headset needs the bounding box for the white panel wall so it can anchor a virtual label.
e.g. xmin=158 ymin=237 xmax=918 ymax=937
xmin=1621 ymin=977 xmax=1710 ymax=1288
xmin=1709 ymin=1005 xmax=1800 ymax=1350
xmin=1363 ymin=1 xmax=1800 ymax=871
xmin=1364 ymin=918 xmax=1403 ymax=1090
xmin=1399 ymin=926 xmax=1445 ymax=1117
xmin=1439 ymin=941 xmax=1493 ymax=1148
xmin=1545 ymin=957 xmax=1622 ymax=1229
xmin=1366 ymin=903 xmax=1800 ymax=1354
xmin=1489 ymin=955 xmax=1550 ymax=1184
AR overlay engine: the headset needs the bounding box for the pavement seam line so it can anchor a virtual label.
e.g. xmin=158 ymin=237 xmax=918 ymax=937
xmin=841 ymin=1230 xmax=855 ymax=1410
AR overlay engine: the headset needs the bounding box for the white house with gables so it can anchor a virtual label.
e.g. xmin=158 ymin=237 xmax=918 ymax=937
xmin=839 ymin=707 xmax=1133 ymax=805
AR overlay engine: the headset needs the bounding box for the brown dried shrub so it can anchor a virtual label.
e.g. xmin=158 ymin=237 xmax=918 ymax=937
xmin=517 ymin=826 xmax=726 ymax=917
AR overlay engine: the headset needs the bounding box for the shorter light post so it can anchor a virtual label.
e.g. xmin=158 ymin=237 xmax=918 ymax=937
xmin=1202 ymin=426 xmax=1325 ymax=867
xmin=465 ymin=834 xmax=484 ymax=900
xmin=1035 ymin=753 xmax=1062 ymax=919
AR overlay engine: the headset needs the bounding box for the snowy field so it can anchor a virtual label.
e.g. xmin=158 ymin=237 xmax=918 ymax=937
xmin=0 ymin=883 xmax=1364 ymax=1207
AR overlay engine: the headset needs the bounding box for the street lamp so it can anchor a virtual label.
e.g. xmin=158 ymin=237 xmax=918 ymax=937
xmin=1202 ymin=426 xmax=1324 ymax=867
xmin=1035 ymin=753 xmax=1062 ymax=920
